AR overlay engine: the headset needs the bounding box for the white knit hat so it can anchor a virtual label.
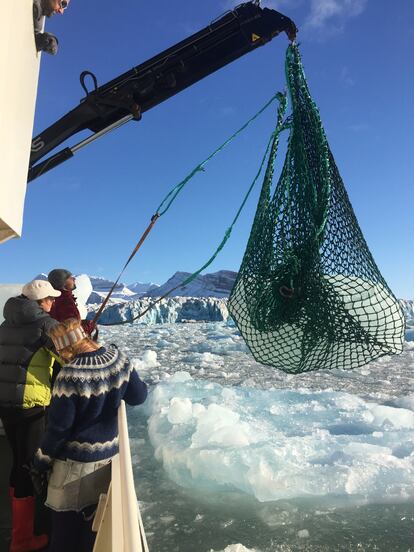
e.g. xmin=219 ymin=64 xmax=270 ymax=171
xmin=22 ymin=280 xmax=62 ymax=301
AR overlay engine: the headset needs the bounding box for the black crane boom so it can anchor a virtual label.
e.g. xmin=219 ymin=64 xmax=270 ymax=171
xmin=28 ymin=2 xmax=296 ymax=182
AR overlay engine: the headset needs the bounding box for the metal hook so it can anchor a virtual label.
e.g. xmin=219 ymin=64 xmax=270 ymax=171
xmin=80 ymin=71 xmax=98 ymax=97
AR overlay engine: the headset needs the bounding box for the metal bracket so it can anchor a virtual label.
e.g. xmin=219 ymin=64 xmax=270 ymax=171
xmin=83 ymin=89 xmax=142 ymax=121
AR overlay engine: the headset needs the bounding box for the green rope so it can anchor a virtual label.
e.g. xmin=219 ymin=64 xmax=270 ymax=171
xmin=95 ymin=92 xmax=281 ymax=325
xmin=167 ymin=95 xmax=290 ymax=292
xmin=98 ymin=94 xmax=290 ymax=326
xmin=156 ymin=92 xmax=281 ymax=216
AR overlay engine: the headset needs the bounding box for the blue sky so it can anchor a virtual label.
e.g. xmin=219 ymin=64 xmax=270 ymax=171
xmin=2 ymin=0 xmax=414 ymax=297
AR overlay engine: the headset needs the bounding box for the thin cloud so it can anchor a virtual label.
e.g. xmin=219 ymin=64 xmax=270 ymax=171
xmin=257 ymin=0 xmax=302 ymax=9
xmin=347 ymin=122 xmax=369 ymax=132
xmin=340 ymin=66 xmax=355 ymax=87
xmin=305 ymin=0 xmax=368 ymax=34
xmin=219 ymin=106 xmax=237 ymax=117
xmin=223 ymin=0 xmax=302 ymax=12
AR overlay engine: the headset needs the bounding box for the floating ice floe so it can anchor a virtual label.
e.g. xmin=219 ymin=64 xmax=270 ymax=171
xmin=141 ymin=372 xmax=414 ymax=504
xmin=209 ymin=545 xmax=261 ymax=552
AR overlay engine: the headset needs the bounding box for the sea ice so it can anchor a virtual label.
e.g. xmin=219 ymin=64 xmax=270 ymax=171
xmin=210 ymin=545 xmax=260 ymax=552
xmin=92 ymin=320 xmax=414 ymax=551
xmin=131 ymin=350 xmax=160 ymax=375
xmin=141 ymin=373 xmax=414 ymax=504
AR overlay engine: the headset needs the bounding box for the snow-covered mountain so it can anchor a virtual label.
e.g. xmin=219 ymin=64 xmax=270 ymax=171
xmin=89 ymin=276 xmax=126 ymax=292
xmin=33 ymin=273 xmax=48 ymax=281
xmin=87 ymin=276 xmax=138 ymax=304
xmin=86 ymin=270 xmax=237 ymax=304
xmin=144 ymin=270 xmax=237 ymax=298
xmin=29 ymin=270 xmax=236 ymax=303
xmin=128 ymin=282 xmax=160 ymax=295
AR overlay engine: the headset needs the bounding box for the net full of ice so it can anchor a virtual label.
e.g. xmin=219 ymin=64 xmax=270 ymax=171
xmin=146 ymin=372 xmax=414 ymax=504
xmin=230 ymin=276 xmax=405 ymax=372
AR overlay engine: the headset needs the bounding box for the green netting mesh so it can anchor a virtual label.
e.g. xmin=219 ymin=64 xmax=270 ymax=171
xmin=228 ymin=44 xmax=405 ymax=373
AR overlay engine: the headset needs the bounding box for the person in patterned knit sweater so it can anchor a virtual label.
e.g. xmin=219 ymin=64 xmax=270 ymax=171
xmin=33 ymin=318 xmax=147 ymax=552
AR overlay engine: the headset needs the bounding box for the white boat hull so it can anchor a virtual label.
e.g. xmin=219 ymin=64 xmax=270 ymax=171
xmin=0 ymin=0 xmax=41 ymax=242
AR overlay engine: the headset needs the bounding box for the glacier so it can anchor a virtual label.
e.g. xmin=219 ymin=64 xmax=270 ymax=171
xmin=92 ymin=296 xmax=230 ymax=325
xmin=400 ymin=298 xmax=414 ymax=325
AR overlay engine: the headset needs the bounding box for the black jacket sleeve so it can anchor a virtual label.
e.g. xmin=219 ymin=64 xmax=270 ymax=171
xmin=40 ymin=316 xmax=59 ymax=349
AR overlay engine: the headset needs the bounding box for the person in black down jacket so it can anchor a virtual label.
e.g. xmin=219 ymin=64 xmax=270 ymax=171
xmin=0 ymin=279 xmax=60 ymax=552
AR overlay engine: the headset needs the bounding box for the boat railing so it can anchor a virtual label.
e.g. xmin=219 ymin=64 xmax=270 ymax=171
xmin=93 ymin=401 xmax=149 ymax=551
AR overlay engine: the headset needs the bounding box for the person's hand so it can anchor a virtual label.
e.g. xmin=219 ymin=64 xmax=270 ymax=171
xmin=35 ymin=32 xmax=59 ymax=55
xmin=45 ymin=33 xmax=58 ymax=55
xmin=82 ymin=319 xmax=96 ymax=334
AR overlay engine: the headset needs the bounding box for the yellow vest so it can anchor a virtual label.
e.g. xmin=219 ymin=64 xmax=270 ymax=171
xmin=22 ymin=348 xmax=55 ymax=409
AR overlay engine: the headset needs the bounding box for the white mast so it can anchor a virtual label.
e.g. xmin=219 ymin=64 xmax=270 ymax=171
xmin=0 ymin=0 xmax=42 ymax=243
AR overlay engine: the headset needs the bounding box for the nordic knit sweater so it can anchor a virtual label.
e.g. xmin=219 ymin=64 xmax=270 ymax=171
xmin=34 ymin=345 xmax=147 ymax=472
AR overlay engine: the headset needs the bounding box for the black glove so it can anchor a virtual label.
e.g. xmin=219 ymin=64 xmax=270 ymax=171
xmin=30 ymin=466 xmax=50 ymax=498
xmin=35 ymin=32 xmax=59 ymax=55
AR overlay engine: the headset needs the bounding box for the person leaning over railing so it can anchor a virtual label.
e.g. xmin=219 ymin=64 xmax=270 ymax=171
xmin=0 ymin=280 xmax=61 ymax=552
xmin=32 ymin=318 xmax=148 ymax=552
xmin=33 ymin=0 xmax=70 ymax=55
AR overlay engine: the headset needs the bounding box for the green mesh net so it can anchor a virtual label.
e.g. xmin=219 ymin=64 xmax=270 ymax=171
xmin=228 ymin=44 xmax=405 ymax=373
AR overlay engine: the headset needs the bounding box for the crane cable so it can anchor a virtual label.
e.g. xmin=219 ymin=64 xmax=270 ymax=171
xmin=94 ymin=92 xmax=290 ymax=326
